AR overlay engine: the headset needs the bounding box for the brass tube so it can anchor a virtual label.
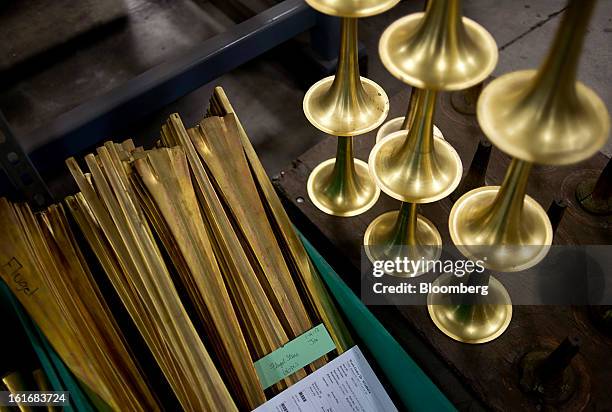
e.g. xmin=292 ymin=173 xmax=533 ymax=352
xmin=324 ymin=136 xmax=360 ymax=197
xmin=477 ymin=159 xmax=532 ymax=244
xmin=368 ymin=86 xmax=461 ymax=203
xmin=394 ymin=89 xmax=438 ymax=165
xmin=428 ymin=270 xmax=512 ymax=344
xmin=209 ymin=86 xmax=354 ymax=351
xmin=387 ymin=202 xmax=418 ymax=246
xmin=304 ymin=15 xmax=388 ymax=137
xmin=324 ymin=18 xmax=369 ymax=111
xmin=412 ymin=0 xmax=468 ymax=60
xmin=527 ymin=0 xmax=595 ymax=104
xmin=400 ymin=88 xmax=418 ymax=130
xmin=474 ymin=0 xmax=606 ymax=167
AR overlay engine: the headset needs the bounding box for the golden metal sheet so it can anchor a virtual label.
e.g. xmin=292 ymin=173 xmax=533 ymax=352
xmin=132 ymin=147 xmax=266 ymax=409
xmin=66 ymin=146 xmax=237 ymax=411
xmin=159 ymin=114 xmax=307 ymax=387
xmin=209 ymin=87 xmax=354 ymax=353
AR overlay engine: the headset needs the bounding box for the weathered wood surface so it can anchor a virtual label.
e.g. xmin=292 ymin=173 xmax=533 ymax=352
xmin=274 ymin=88 xmax=612 ymax=411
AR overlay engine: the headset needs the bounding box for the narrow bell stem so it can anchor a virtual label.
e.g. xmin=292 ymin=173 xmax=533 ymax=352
xmin=325 ymin=136 xmax=360 ymax=196
xmin=527 ymin=0 xmax=595 ymax=103
xmin=326 ymin=17 xmax=365 ymax=106
xmin=400 ymin=88 xmax=418 ymax=130
xmin=396 ymin=89 xmax=437 ymax=158
xmin=416 ymin=0 xmax=465 ymax=50
xmin=388 ymin=202 xmax=418 ymax=246
xmin=482 ymin=158 xmax=533 ymax=243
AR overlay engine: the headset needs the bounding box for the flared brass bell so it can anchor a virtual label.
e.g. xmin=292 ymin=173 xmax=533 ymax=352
xmin=477 ymin=0 xmax=610 ymax=165
xmin=368 ymin=89 xmax=462 ymax=203
xmin=306 ymin=0 xmax=400 ymax=18
xmin=304 ymin=18 xmax=389 ymax=136
xmin=379 ymin=0 xmax=498 ymax=91
xmin=307 ymin=136 xmax=380 ymax=216
xmin=449 ymin=159 xmax=552 ymax=272
xmin=364 ymin=202 xmax=441 ymax=277
xmin=428 ymin=272 xmax=512 ymax=344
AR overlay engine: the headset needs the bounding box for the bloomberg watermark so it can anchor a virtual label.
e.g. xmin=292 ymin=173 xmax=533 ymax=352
xmin=361 ymin=245 xmax=612 ymax=306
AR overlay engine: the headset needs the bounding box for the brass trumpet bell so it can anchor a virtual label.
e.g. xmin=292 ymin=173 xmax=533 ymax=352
xmin=307 ymin=137 xmax=380 ymax=217
xmin=303 ymin=18 xmax=389 ymax=136
xmin=305 ymin=0 xmax=400 ymax=18
xmin=428 ymin=272 xmax=512 ymax=344
xmin=477 ymin=0 xmax=610 ymax=166
xmin=379 ymin=0 xmax=498 ymax=91
xmin=368 ymin=89 xmax=462 ymax=203
xmin=364 ymin=202 xmax=441 ymax=277
xmin=449 ymin=159 xmax=552 ymax=272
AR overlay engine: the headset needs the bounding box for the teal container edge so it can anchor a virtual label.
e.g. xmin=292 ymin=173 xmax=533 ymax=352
xmin=0 ymin=280 xmax=95 ymax=412
xmin=297 ymin=229 xmax=456 ymax=412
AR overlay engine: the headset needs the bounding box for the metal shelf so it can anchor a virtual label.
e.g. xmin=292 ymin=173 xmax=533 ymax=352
xmin=0 ymin=0 xmax=330 ymax=207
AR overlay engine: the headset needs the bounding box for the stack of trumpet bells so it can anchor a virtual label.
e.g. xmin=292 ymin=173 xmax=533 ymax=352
xmin=440 ymin=0 xmax=608 ymax=345
xmin=302 ymin=2 xmax=393 ymax=217
xmin=364 ymin=0 xmax=500 ymax=278
xmin=363 ymin=0 xmax=607 ymax=347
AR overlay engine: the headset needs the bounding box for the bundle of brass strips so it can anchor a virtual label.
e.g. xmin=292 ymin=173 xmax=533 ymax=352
xmin=0 ymin=87 xmax=352 ymax=411
xmin=0 ymin=198 xmax=159 ymax=411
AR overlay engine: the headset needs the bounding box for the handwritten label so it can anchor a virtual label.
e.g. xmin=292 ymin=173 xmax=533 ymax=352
xmin=1 ymin=257 xmax=39 ymax=296
xmin=254 ymin=323 xmax=335 ymax=389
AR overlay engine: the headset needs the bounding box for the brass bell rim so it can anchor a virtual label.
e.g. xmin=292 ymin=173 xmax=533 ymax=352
xmin=378 ymin=13 xmax=498 ymax=91
xmin=307 ymin=157 xmax=381 ymax=217
xmin=375 ymin=116 xmax=444 ymax=143
xmin=477 ymin=70 xmax=611 ymax=166
xmin=427 ymin=273 xmax=513 ymax=344
xmin=363 ymin=209 xmax=442 ymax=277
xmin=449 ymin=186 xmax=553 ymax=272
xmin=368 ymin=130 xmax=463 ymax=203
xmin=303 ymin=76 xmax=390 ymax=136
xmin=305 ymin=0 xmax=401 ymax=18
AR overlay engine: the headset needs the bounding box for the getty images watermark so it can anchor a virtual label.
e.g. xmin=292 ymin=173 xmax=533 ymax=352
xmin=370 ymin=256 xmax=490 ymax=297
xmin=360 ymin=245 xmax=612 ymax=306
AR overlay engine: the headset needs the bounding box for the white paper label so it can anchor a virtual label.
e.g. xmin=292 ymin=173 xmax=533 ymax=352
xmin=253 ymin=346 xmax=397 ymax=412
